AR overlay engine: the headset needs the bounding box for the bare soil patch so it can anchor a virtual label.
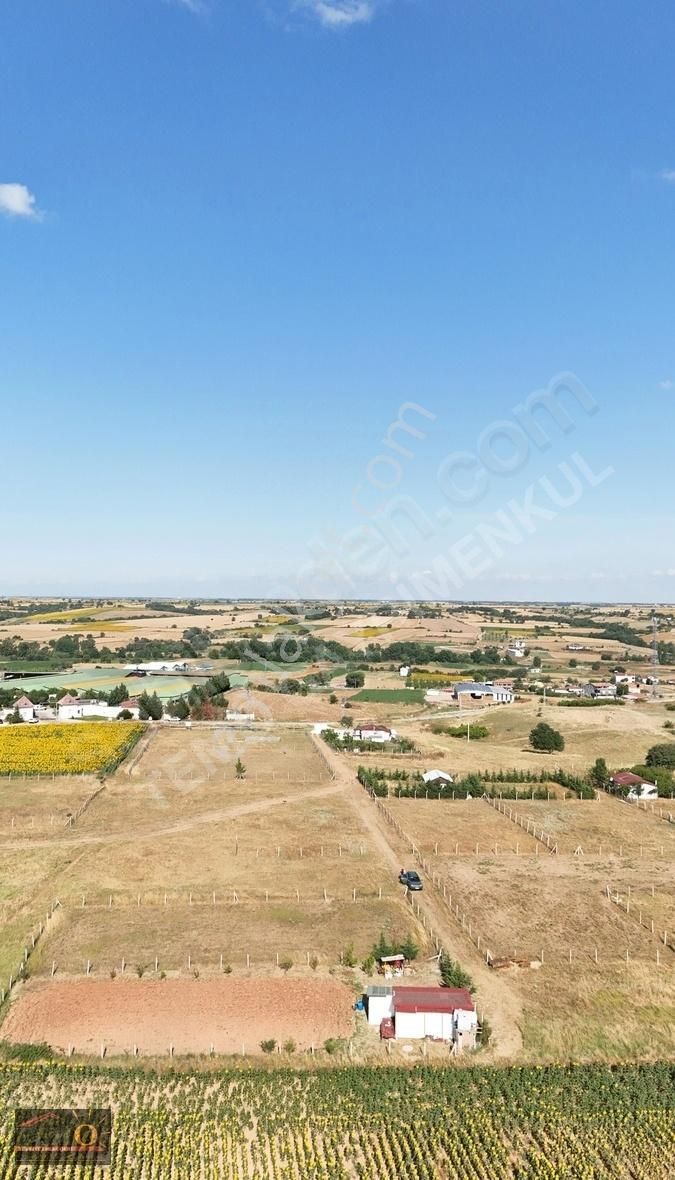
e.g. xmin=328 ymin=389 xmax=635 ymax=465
xmin=3 ymin=977 xmax=354 ymax=1055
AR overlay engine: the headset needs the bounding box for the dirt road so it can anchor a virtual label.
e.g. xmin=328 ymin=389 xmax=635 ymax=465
xmin=0 ymin=782 xmax=345 ymax=852
xmin=313 ymin=735 xmax=524 ymax=1059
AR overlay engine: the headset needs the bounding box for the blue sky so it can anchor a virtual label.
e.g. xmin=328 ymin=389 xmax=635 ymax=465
xmin=1 ymin=0 xmax=674 ymax=601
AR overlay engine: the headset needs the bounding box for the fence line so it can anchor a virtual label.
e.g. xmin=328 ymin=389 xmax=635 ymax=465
xmin=369 ymin=794 xmax=492 ymax=965
xmin=614 ymin=794 xmax=675 ymax=826
xmin=65 ymin=783 xmax=107 ymax=829
xmin=606 ymin=885 xmax=675 ymax=955
xmin=1 ymin=898 xmax=61 ymax=1006
xmin=482 ymin=794 xmax=558 ymax=854
xmin=62 ymin=886 xmax=396 ymax=910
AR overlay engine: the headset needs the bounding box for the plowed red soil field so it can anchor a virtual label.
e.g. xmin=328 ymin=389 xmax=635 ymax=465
xmin=3 ymin=976 xmax=354 ymax=1055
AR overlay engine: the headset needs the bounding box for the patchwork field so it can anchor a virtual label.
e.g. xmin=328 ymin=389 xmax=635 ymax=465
xmin=0 ymin=726 xmax=426 ymax=1050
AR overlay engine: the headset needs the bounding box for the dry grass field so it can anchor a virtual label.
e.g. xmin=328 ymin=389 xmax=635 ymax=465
xmin=398 ymin=698 xmax=671 ymax=775
xmin=378 ymin=788 xmax=675 ymax=1060
xmin=0 ymin=727 xmax=425 ymax=1016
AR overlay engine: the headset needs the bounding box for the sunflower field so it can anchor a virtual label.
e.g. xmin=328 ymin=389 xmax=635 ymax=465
xmin=0 ymin=723 xmax=145 ymax=776
xmin=0 ymin=1060 xmax=673 ymax=1177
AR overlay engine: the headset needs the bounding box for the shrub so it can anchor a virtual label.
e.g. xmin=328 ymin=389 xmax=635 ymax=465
xmin=279 ymin=957 xmax=293 ymax=973
xmin=282 ymin=1039 xmax=296 ymax=1054
xmin=342 ymin=943 xmax=357 ymax=968
xmin=0 ymin=1041 xmax=54 ymax=1062
xmin=324 ymin=1038 xmax=344 ymax=1055
xmin=260 ymin=1039 xmax=276 ymax=1054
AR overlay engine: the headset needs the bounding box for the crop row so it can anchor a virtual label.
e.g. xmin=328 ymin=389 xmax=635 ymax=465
xmin=0 ymin=1061 xmax=672 ymax=1177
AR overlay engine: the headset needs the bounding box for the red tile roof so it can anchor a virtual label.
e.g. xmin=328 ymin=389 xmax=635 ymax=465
xmin=393 ymin=986 xmax=474 ymax=1014
xmin=612 ymin=771 xmax=653 ymax=787
xmin=14 ymin=696 xmax=34 ymax=708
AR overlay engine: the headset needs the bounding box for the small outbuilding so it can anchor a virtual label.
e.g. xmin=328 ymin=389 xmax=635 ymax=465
xmin=422 ymin=769 xmax=453 ymax=785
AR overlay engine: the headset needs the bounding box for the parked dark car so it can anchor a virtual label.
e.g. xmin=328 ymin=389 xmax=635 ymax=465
xmin=398 ymin=869 xmax=423 ymax=891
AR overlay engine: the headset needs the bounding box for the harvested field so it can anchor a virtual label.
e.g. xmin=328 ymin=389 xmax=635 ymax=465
xmin=3 ymin=977 xmax=354 ymax=1054
xmin=76 ymin=725 xmax=333 ymax=836
xmin=386 ymin=797 xmax=541 ymax=854
xmin=31 ymin=895 xmax=419 ymax=974
xmin=226 ymin=689 xmax=344 ymax=722
xmin=0 ymin=774 xmax=98 ymax=834
xmin=509 ymin=795 xmax=675 ymax=856
xmin=433 ymin=857 xmax=661 ymax=963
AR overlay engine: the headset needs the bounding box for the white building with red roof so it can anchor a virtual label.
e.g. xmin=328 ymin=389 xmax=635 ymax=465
xmin=365 ymin=984 xmax=477 ymax=1048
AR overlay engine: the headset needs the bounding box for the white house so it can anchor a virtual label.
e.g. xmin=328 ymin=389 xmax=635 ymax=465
xmin=365 ymin=985 xmax=477 ymax=1049
xmin=506 ymin=640 xmax=526 ymax=659
xmin=582 ymin=682 xmax=617 ymax=700
xmin=398 ymin=665 xmax=410 ymax=678
xmin=58 ymin=695 xmax=141 ymax=721
xmin=614 ymin=673 xmax=635 ymax=685
xmin=422 ymin=769 xmax=453 ymax=784
xmin=611 ymin=771 xmax=658 ymax=801
xmin=226 ymin=710 xmax=255 ymax=721
xmin=11 ymin=696 xmax=36 ymax=721
xmin=353 ymin=724 xmax=398 ymax=743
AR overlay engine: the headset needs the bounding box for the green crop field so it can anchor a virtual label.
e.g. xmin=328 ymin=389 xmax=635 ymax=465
xmin=0 ymin=1061 xmax=672 ymax=1178
xmin=351 ymin=689 xmax=426 ymax=704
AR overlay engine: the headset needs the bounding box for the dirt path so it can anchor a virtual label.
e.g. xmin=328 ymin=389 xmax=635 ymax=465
xmin=313 ymin=736 xmax=524 ymax=1059
xmin=0 ymin=782 xmax=345 ymax=851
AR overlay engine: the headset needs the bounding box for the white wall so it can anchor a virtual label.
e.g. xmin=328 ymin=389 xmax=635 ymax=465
xmin=367 ymin=992 xmax=394 ymax=1026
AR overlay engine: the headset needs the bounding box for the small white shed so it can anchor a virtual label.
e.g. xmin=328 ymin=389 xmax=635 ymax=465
xmin=422 ymin=769 xmax=453 ymax=784
xmin=365 ymin=985 xmax=394 ymax=1026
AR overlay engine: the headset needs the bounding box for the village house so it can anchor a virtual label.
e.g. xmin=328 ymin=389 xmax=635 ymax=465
xmin=352 ymin=723 xmax=398 ymax=743
xmin=57 ymin=695 xmax=141 ymax=721
xmin=3 ymin=695 xmax=37 ymax=722
xmin=610 ymin=770 xmax=658 ymax=801
xmin=365 ymin=985 xmax=477 ymax=1049
xmin=581 ymin=682 xmax=617 ymax=700
xmin=506 ymin=639 xmax=526 ymax=659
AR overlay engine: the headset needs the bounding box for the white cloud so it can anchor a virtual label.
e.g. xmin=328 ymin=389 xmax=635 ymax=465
xmin=658 ymin=378 xmax=674 ymax=390
xmin=0 ymin=183 xmax=42 ymax=220
xmin=294 ymin=0 xmax=376 ymax=28
xmin=658 ymin=169 xmax=675 ymax=184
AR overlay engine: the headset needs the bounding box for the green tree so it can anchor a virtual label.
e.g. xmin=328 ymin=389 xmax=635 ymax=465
xmin=439 ymin=952 xmax=475 ymax=992
xmin=588 ymin=757 xmax=610 ymax=790
xmin=529 ymin=721 xmax=565 ymax=752
xmin=235 ymin=758 xmax=246 ymax=779
xmin=345 ymin=671 xmax=365 ymax=688
xmin=645 ymin=744 xmax=675 ymax=768
xmin=138 ymin=691 xmax=163 ymax=721
xmin=108 ymin=683 xmax=129 ymax=707
xmin=167 ymin=696 xmax=190 ymax=720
